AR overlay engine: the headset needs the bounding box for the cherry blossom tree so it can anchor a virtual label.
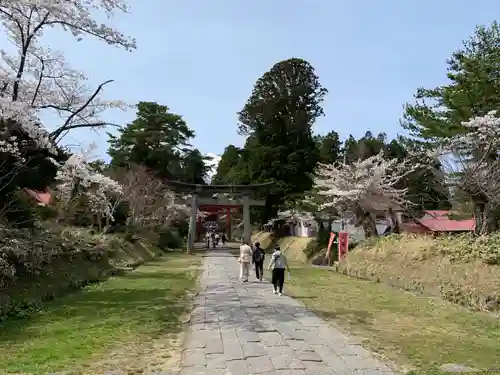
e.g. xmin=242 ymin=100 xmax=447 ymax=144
xmin=428 ymin=111 xmax=500 ymax=234
xmin=0 ymin=1 xmax=135 ymax=213
xmin=314 ymin=151 xmax=417 ymax=237
xmin=0 ymin=0 xmax=136 ymax=148
xmin=109 ymin=165 xmax=189 ymax=229
xmin=55 ymin=147 xmax=123 ymax=228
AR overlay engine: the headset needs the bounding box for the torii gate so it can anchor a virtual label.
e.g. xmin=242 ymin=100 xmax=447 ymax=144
xmin=195 ymin=204 xmax=236 ymax=240
xmin=164 ymin=180 xmax=272 ymax=253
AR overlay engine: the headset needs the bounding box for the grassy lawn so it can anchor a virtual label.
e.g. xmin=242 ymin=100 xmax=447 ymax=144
xmin=271 ymin=262 xmax=500 ymax=375
xmin=0 ymin=253 xmax=201 ymax=375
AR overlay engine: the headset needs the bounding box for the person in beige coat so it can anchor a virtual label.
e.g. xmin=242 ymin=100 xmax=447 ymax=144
xmin=238 ymin=242 xmax=253 ymax=282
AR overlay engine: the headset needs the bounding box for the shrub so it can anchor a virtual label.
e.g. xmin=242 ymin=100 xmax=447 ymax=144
xmin=0 ymin=190 xmax=37 ymax=228
xmin=35 ymin=204 xmax=58 ymax=221
xmin=172 ymin=219 xmax=189 ymax=239
xmin=303 ymin=239 xmax=326 ymax=259
xmin=111 ymin=199 xmax=130 ymax=228
xmin=157 ymin=227 xmax=183 ymax=250
xmin=340 ymin=233 xmax=500 ymax=311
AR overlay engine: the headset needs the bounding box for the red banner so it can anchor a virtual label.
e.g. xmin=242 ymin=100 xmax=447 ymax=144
xmin=338 ymin=232 xmax=349 ymax=260
xmin=325 ymin=232 xmax=336 ymax=260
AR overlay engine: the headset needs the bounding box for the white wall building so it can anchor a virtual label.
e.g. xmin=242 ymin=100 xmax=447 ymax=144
xmin=288 ymin=217 xmax=318 ymax=238
xmin=330 ymin=220 xmax=388 ymax=242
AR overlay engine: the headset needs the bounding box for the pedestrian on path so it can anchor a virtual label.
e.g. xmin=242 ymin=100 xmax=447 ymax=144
xmin=210 ymin=231 xmax=216 ymax=248
xmin=252 ymin=241 xmax=265 ymax=281
xmin=268 ymin=245 xmax=290 ymax=296
xmin=238 ymin=242 xmax=253 ymax=282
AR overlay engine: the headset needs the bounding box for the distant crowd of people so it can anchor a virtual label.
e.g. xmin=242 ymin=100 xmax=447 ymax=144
xmin=238 ymin=241 xmax=290 ymax=296
xmin=204 ymin=230 xmax=226 ymax=248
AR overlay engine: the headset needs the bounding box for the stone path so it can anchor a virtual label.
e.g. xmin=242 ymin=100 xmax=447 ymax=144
xmin=175 ymin=249 xmax=398 ymax=375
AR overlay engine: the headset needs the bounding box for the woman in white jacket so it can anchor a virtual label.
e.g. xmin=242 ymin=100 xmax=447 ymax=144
xmin=238 ymin=242 xmax=253 ymax=282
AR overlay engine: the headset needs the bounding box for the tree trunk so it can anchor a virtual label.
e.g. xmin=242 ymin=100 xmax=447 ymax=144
xmin=362 ymin=214 xmax=378 ymax=238
xmin=317 ymin=218 xmax=324 ymax=234
xmin=474 ymin=200 xmax=499 ymax=235
xmin=355 ymin=207 xmax=378 ymax=238
xmin=387 ymin=209 xmax=400 ymax=234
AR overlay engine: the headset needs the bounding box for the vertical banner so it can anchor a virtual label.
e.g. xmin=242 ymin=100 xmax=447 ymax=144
xmin=338 ymin=232 xmax=349 ymax=260
xmin=325 ymin=232 xmax=336 ymax=260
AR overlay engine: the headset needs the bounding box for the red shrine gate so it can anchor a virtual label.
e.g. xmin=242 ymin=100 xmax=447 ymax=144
xmin=162 ymin=180 xmax=273 ymax=253
xmin=193 ymin=195 xmax=266 ymax=246
xmin=196 ymin=203 xmax=241 ymax=240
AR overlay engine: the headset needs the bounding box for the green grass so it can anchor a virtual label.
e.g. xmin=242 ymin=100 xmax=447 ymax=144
xmin=0 ymin=253 xmax=201 ymax=374
xmin=272 ymin=262 xmax=500 ymax=375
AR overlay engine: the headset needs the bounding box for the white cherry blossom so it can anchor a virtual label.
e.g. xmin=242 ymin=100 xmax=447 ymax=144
xmin=55 ymin=152 xmax=123 ymax=220
xmin=314 ymin=151 xmax=417 ymax=214
xmin=0 ymin=0 xmax=136 ymax=156
xmin=458 ymin=110 xmax=500 ymax=151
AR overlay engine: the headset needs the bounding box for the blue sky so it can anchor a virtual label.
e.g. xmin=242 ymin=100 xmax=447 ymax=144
xmin=28 ymin=1 xmax=500 ymax=162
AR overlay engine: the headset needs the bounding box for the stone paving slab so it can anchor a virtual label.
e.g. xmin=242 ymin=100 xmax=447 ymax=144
xmin=179 ymin=249 xmax=398 ymax=375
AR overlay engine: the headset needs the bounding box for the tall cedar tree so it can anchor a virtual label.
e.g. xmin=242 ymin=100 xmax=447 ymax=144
xmin=315 ymin=131 xmax=342 ymax=164
xmin=237 ymin=58 xmax=327 ymax=221
xmin=107 ymin=102 xmax=209 ymax=184
xmin=401 ymin=21 xmax=500 ymax=231
xmin=212 ymin=145 xmax=243 ymax=184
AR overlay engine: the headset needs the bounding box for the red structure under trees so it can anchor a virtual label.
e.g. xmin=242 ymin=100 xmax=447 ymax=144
xmin=163 ymin=180 xmax=273 ymax=253
xmin=197 ymin=204 xmax=240 ymax=240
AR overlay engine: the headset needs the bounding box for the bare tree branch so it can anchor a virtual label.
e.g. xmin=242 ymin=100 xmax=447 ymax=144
xmin=49 ymin=79 xmax=114 ymax=141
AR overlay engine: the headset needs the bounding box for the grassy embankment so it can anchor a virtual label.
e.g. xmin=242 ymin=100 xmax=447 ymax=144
xmin=247 ymin=231 xmax=500 ymax=375
xmin=0 ymin=252 xmax=201 ymax=375
xmin=0 ymin=225 xmax=165 ymax=320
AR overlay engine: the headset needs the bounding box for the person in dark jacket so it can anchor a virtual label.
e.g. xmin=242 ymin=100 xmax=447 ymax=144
xmin=252 ymin=241 xmax=265 ymax=281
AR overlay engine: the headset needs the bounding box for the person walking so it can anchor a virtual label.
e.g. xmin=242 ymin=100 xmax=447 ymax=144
xmin=205 ymin=232 xmax=211 ymax=249
xmin=268 ymin=245 xmax=290 ymax=296
xmin=221 ymin=233 xmax=226 ymax=246
xmin=210 ymin=231 xmax=216 ymax=248
xmin=252 ymin=241 xmax=265 ymax=281
xmin=238 ymin=242 xmax=253 ymax=282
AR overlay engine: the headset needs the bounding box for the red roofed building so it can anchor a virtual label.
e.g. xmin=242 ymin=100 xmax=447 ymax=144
xmin=400 ymin=210 xmax=475 ymax=234
xmin=23 ymin=188 xmax=52 ymax=206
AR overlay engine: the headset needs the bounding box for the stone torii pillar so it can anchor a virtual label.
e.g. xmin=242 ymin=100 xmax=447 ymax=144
xmin=242 ymin=195 xmax=252 ymax=245
xmin=187 ymin=194 xmax=198 ymax=254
